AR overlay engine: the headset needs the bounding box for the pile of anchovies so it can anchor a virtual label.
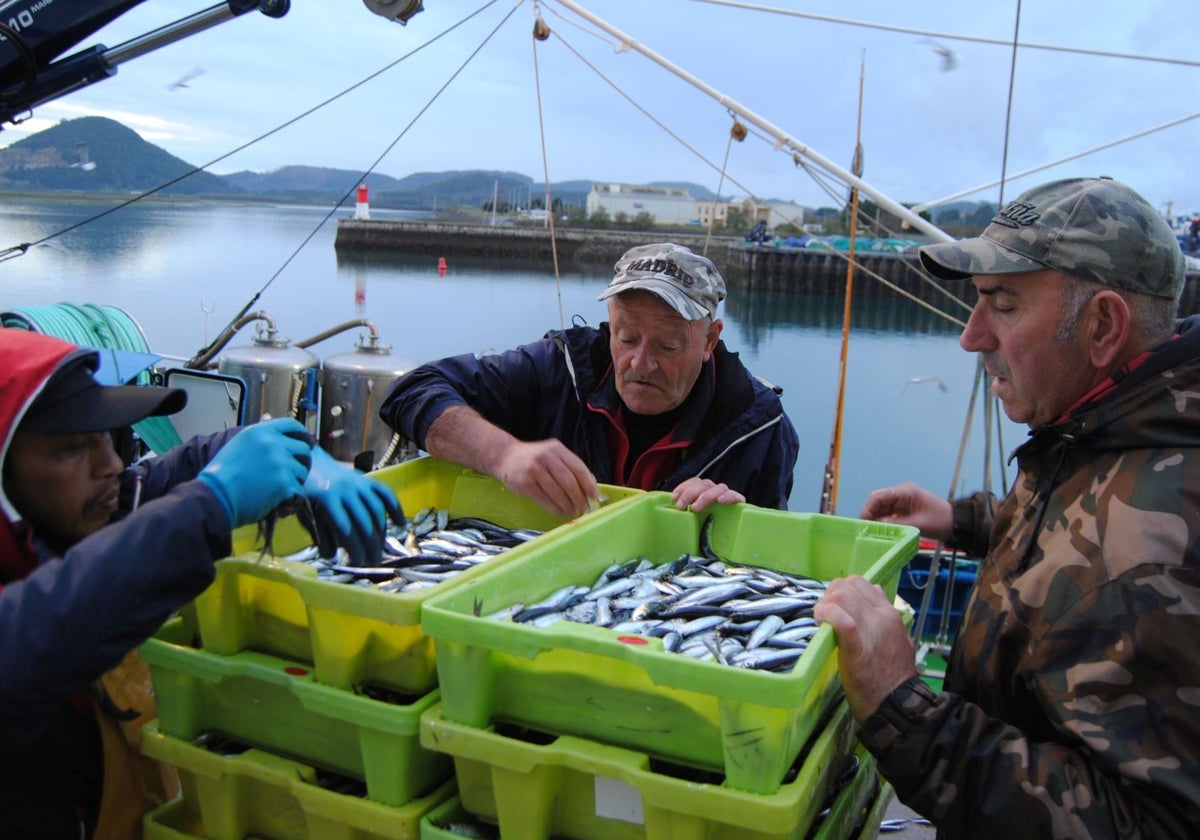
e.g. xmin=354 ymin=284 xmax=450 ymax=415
xmin=278 ymin=506 xmax=542 ymax=594
xmin=485 ymin=518 xmax=828 ymax=673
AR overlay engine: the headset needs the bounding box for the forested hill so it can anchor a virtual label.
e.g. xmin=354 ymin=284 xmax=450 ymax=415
xmin=0 ymin=115 xmax=726 ymax=208
xmin=0 ymin=116 xmax=233 ymax=195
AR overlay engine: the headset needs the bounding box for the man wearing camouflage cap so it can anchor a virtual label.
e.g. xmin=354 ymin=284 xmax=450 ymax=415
xmin=816 ymin=176 xmax=1200 ymax=836
xmin=381 ymin=242 xmax=798 ymax=512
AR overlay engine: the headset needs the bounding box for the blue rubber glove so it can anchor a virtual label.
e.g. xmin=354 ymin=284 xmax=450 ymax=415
xmin=197 ymin=419 xmax=314 ymax=528
xmin=303 ymin=446 xmax=405 ymax=567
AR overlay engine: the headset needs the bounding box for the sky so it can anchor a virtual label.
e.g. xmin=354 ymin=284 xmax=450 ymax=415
xmin=2 ymin=0 xmax=1198 ymax=221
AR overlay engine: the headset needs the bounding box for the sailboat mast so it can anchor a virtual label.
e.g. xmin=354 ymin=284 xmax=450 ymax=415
xmin=554 ymin=0 xmax=953 ymax=244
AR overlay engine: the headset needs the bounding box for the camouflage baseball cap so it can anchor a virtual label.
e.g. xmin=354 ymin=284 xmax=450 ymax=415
xmin=919 ymin=177 xmax=1185 ymax=300
xmin=599 ymin=243 xmax=726 ymax=320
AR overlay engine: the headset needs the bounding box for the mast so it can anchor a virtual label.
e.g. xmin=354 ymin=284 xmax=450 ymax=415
xmin=820 ymin=53 xmax=866 ymax=516
xmin=553 ymin=0 xmax=953 ymax=244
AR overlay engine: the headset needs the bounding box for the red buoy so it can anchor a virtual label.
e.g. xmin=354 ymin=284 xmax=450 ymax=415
xmin=437 ymin=256 xmax=447 ymax=276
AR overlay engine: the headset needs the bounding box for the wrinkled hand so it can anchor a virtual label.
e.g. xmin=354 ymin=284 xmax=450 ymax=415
xmin=671 ymin=477 xmax=745 ymax=512
xmin=197 ymin=419 xmax=313 ymax=528
xmin=860 ymin=481 xmax=953 ymax=542
xmin=495 ymin=439 xmax=599 ymax=517
xmin=304 ymin=446 xmax=405 ymax=567
xmin=814 ymin=575 xmax=919 ymax=724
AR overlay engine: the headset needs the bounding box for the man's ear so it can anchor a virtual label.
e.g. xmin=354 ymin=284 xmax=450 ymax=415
xmin=1084 ymin=290 xmax=1132 ymax=368
xmin=704 ymin=318 xmax=723 ymax=360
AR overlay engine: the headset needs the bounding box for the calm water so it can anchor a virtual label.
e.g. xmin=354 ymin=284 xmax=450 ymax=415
xmin=0 ymin=197 xmax=1022 ymax=514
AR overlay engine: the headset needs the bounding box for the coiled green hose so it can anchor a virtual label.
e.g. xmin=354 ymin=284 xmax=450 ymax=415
xmin=1 ymin=303 xmax=183 ymax=453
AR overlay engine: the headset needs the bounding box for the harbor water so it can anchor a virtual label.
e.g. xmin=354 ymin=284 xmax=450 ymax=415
xmin=0 ymin=197 xmax=1022 ymax=515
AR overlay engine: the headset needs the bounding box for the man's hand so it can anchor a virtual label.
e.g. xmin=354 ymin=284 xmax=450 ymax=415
xmin=860 ymin=481 xmax=953 ymax=542
xmin=495 ymin=439 xmax=600 ymax=517
xmin=671 ymin=477 xmax=745 ymax=512
xmin=814 ymin=575 xmax=919 ymax=724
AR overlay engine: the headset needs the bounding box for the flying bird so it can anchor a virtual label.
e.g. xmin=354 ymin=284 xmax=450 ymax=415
xmin=167 ymin=67 xmax=205 ymax=91
xmin=919 ymin=39 xmax=958 ymax=73
xmin=70 ymin=142 xmax=96 ymax=171
xmin=903 ymin=375 xmax=948 ymax=394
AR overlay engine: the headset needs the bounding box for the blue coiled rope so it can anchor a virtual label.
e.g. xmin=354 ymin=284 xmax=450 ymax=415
xmin=1 ymin=303 xmax=183 ymax=453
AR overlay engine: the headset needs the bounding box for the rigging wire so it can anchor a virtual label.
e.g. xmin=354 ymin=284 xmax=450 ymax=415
xmin=548 ymin=20 xmax=969 ymax=328
xmin=530 ymin=4 xmax=567 ymax=330
xmin=688 ymin=0 xmax=1200 ymax=69
xmin=184 ymin=0 xmax=524 ymax=366
xmin=0 ymin=0 xmax=506 ymax=263
xmin=701 ymin=124 xmax=739 ymax=259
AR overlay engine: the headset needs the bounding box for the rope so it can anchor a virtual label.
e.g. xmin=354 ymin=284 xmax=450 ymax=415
xmin=1 ymin=303 xmax=182 ymax=453
xmin=549 ymin=21 xmax=973 ymax=327
xmin=531 ymin=4 xmax=567 ymax=330
xmin=702 ymin=128 xmax=737 ymax=259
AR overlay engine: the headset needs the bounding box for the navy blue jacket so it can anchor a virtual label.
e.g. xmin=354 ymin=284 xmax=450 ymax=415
xmin=0 ymin=429 xmax=237 ymax=839
xmin=380 ymin=324 xmax=799 ymax=509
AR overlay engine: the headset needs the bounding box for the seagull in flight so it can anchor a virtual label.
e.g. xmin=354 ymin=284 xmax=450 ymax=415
xmin=167 ymin=67 xmax=205 ymax=91
xmin=903 ymin=375 xmax=948 ymax=394
xmin=919 ymin=39 xmax=958 ymax=72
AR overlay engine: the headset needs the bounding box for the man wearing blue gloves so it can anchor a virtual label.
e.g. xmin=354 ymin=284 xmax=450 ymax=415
xmin=0 ymin=330 xmax=402 ymax=839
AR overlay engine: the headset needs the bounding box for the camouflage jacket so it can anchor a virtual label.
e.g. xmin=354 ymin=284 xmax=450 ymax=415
xmin=861 ymin=316 xmax=1200 ymax=838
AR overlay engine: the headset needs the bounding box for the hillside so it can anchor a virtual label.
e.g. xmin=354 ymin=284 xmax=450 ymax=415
xmin=0 ymin=116 xmax=805 ymax=211
xmin=0 ymin=116 xmax=233 ymax=196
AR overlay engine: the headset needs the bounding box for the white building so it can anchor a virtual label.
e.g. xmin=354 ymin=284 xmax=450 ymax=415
xmin=586 ymin=183 xmax=696 ymax=225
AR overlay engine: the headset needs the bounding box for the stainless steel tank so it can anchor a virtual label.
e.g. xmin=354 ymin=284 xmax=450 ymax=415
xmin=218 ymin=327 xmax=320 ymax=430
xmin=319 ymin=333 xmax=418 ymax=465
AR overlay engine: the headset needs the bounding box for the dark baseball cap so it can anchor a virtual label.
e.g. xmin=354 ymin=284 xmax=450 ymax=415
xmin=919 ymin=177 xmax=1185 ymax=300
xmin=599 ymin=242 xmax=727 ymax=320
xmin=20 ymin=348 xmax=187 ymax=434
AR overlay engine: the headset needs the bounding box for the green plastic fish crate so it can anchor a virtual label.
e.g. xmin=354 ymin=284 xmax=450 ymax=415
xmin=143 ymin=798 xmax=205 ymax=840
xmin=808 ymin=746 xmax=879 ymax=840
xmin=418 ymin=700 xmax=858 ymax=840
xmin=421 ymin=492 xmax=918 ymax=794
xmin=141 ymin=723 xmax=455 ymax=840
xmin=140 ymin=618 xmax=452 ymax=807
xmin=190 ymin=456 xmax=642 ymax=694
xmin=842 ymin=779 xmax=894 ymax=840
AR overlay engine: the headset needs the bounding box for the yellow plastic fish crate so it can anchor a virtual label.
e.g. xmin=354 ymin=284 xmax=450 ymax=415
xmin=421 ymin=492 xmax=918 ymax=794
xmin=417 ymin=701 xmax=858 ymax=840
xmin=141 ymin=618 xmax=451 ymax=807
xmin=141 ymin=723 xmax=455 ymax=840
xmin=189 ymin=456 xmax=641 ymax=694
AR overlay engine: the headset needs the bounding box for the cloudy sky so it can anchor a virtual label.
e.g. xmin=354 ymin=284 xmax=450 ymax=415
xmin=3 ymin=0 xmax=1197 ymax=220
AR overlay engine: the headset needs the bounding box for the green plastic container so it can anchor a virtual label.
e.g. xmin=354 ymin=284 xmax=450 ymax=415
xmin=141 ymin=723 xmax=455 ymax=840
xmin=191 ymin=456 xmax=641 ymax=693
xmin=141 ymin=618 xmax=451 ymax=807
xmin=422 ymin=492 xmax=917 ymax=794
xmin=143 ymin=798 xmax=205 ymax=840
xmin=419 ymin=700 xmax=858 ymax=840
xmin=808 ymin=746 xmax=879 ymax=840
xmin=846 ymin=780 xmax=894 ymax=840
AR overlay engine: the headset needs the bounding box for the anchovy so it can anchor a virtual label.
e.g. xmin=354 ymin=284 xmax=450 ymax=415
xmin=486 ymin=546 xmax=833 ymax=672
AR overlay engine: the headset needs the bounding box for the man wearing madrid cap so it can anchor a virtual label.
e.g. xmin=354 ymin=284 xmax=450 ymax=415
xmin=816 ymin=177 xmax=1200 ymax=836
xmin=0 ymin=329 xmax=401 ymax=837
xmin=381 ymin=242 xmax=798 ymax=513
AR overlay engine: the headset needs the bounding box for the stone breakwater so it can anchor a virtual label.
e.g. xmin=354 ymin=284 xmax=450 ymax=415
xmin=335 ymin=219 xmax=1200 ymax=315
xmin=334 ymin=219 xmax=732 ymax=266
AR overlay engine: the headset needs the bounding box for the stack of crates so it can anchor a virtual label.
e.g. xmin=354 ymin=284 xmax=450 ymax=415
xmin=415 ymin=493 xmax=919 ymax=840
xmin=137 ymin=457 xmax=642 ymax=839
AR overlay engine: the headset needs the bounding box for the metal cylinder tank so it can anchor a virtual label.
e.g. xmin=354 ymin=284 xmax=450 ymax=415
xmin=319 ymin=333 xmax=418 ymax=465
xmin=218 ymin=328 xmax=320 ymax=429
